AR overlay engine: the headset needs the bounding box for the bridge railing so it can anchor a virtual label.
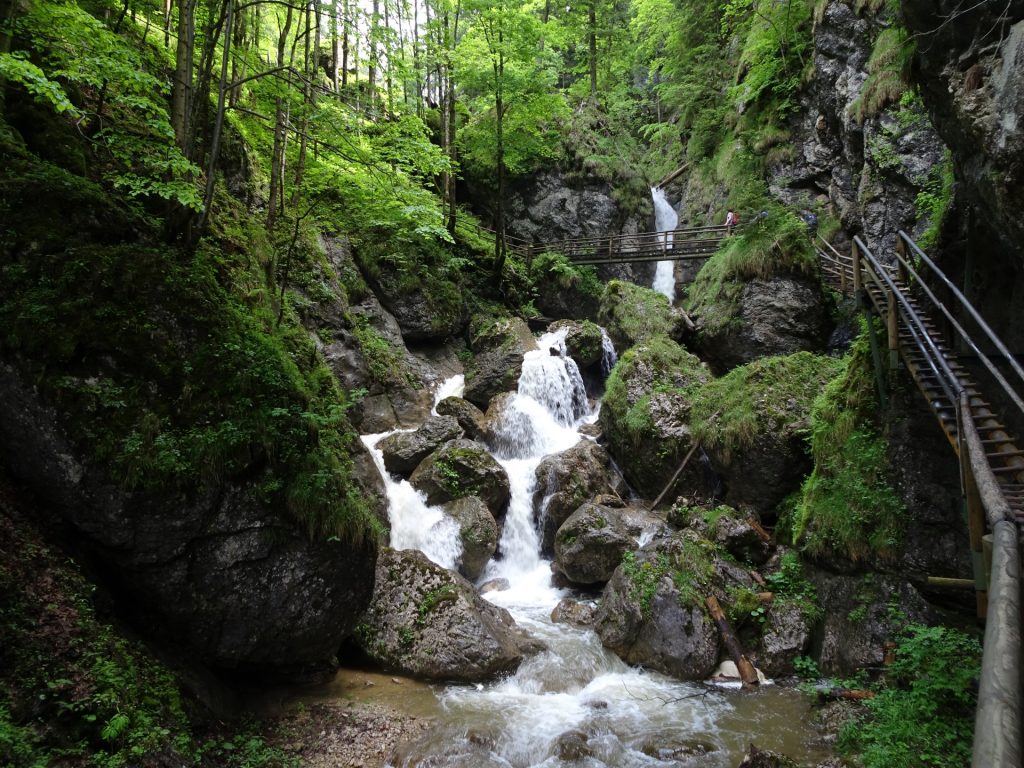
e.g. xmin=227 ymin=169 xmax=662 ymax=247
xmin=530 ymin=223 xmax=730 ymax=263
xmin=818 ymin=232 xmax=1023 ymax=768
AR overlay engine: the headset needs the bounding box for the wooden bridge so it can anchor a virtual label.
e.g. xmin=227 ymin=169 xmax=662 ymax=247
xmin=510 ymin=223 xmax=730 ymax=266
xmin=818 ymin=233 xmax=1023 ymax=767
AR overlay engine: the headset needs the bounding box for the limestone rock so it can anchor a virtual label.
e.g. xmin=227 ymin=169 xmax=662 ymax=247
xmin=594 ymin=539 xmax=720 ymax=681
xmin=554 ymin=503 xmax=665 ymax=585
xmin=550 ymin=598 xmax=597 ymax=627
xmin=444 ymin=496 xmax=498 ymax=581
xmin=378 ymin=415 xmax=463 ymax=477
xmin=409 ymin=439 xmax=510 ymax=519
xmin=694 ymin=276 xmax=831 ymax=372
xmin=355 ymin=549 xmax=528 ymax=682
xmin=752 ymin=601 xmax=812 ymax=677
xmin=533 ymin=439 xmax=626 ymax=554
xmin=435 ymin=396 xmax=490 ymax=442
xmin=549 ymin=319 xmax=605 ymax=368
xmin=463 ymin=317 xmax=538 ymax=410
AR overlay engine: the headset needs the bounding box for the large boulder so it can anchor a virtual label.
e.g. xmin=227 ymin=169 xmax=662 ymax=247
xmin=444 ymin=496 xmax=498 ymax=581
xmin=409 ymin=439 xmax=510 ymax=518
xmin=752 ymin=601 xmax=813 ymax=677
xmin=435 ymin=396 xmax=490 ymax=442
xmin=377 ymin=415 xmax=463 ymax=477
xmin=0 ymin=363 xmax=381 ymax=676
xmin=354 ymin=549 xmax=528 ymax=681
xmin=533 ymin=439 xmax=626 ymax=553
xmin=691 ymin=352 xmax=843 ymax=517
xmin=693 ymin=275 xmax=831 ymax=373
xmin=599 ymin=337 xmax=712 ymax=499
xmin=553 ymin=503 xmax=666 ymax=585
xmin=594 ymin=534 xmax=723 ymax=681
xmin=598 ymin=280 xmax=683 ymax=352
xmin=549 ymin=319 xmax=605 ymax=369
xmin=463 ymin=316 xmax=538 ymax=410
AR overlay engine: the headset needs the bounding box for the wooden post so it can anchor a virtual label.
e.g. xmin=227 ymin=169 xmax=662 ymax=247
xmin=896 ymin=236 xmax=909 ymax=285
xmin=886 ymin=290 xmax=899 ymax=370
xmin=526 ymin=244 xmax=533 ymax=275
xmin=706 ymin=596 xmax=759 ymax=686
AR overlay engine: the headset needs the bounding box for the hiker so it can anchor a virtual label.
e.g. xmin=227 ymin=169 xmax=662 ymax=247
xmin=725 ymin=209 xmax=739 ymax=231
xmin=801 ymin=210 xmax=818 ymax=237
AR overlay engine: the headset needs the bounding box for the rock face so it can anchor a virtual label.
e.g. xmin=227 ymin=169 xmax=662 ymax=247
xmin=0 ymin=363 xmax=381 ymax=675
xmin=550 ymin=319 xmax=605 ymax=368
xmin=693 ymin=276 xmax=831 ymax=372
xmin=409 ymin=439 xmax=511 ymax=518
xmin=752 ymin=601 xmax=812 ymax=677
xmin=435 ymin=396 xmax=490 ymax=442
xmin=599 ymin=338 xmax=712 ymax=499
xmin=595 ymin=560 xmax=720 ymax=681
xmin=463 ymin=317 xmax=538 ymax=410
xmin=355 ymin=549 xmax=527 ymax=681
xmin=812 ymin=572 xmax=940 ymax=674
xmin=444 ymin=496 xmax=498 ymax=581
xmin=377 ymin=415 xmax=463 ymax=477
xmin=533 ymin=439 xmax=626 ymax=553
xmin=554 ymin=503 xmax=665 ymax=585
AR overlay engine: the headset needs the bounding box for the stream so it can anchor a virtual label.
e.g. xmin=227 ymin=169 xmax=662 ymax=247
xmin=651 ymin=187 xmax=677 ymax=303
xmin=341 ymin=329 xmax=832 ymax=767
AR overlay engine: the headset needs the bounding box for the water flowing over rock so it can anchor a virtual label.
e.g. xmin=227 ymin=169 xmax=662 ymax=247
xmin=463 ymin=317 xmax=538 ymax=410
xmin=408 ymin=439 xmax=511 ymax=519
xmin=444 ymin=496 xmax=499 ymax=581
xmin=377 ymin=415 xmax=463 ymax=477
xmin=651 ymin=187 xmax=678 ymax=302
xmin=533 ymin=439 xmax=627 ymax=554
xmin=354 ymin=549 xmax=529 ymax=681
xmin=554 ymin=503 xmax=666 ymax=585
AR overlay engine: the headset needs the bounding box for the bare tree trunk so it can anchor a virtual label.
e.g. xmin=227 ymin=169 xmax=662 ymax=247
xmin=492 ymin=47 xmax=506 ymax=278
xmin=341 ymin=0 xmax=350 ymax=87
xmin=384 ymin=0 xmax=393 ymax=115
xmin=195 ymin=0 xmax=233 ymax=239
xmin=588 ymin=0 xmax=597 ymax=102
xmin=267 ymin=3 xmax=294 ymax=231
xmin=229 ymin=1 xmax=248 ymax=107
xmin=331 ymin=0 xmax=340 ymax=90
xmin=412 ymin=0 xmax=421 ymax=115
xmin=291 ymin=0 xmax=313 ymax=206
xmin=163 ymin=0 xmax=172 ymax=47
xmin=171 ymin=0 xmax=196 ymax=153
xmin=368 ymin=0 xmax=379 ymax=112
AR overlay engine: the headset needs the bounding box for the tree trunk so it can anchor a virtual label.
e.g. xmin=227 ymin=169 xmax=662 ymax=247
xmin=368 ymin=0 xmax=379 ymax=111
xmin=194 ymin=0 xmax=233 ymax=240
xmin=706 ymin=596 xmax=760 ymax=687
xmin=492 ymin=48 xmax=506 ymax=279
xmin=171 ymin=0 xmax=195 ymax=153
xmin=588 ymin=0 xmax=597 ymax=101
xmin=163 ymin=0 xmax=172 ymax=47
xmin=341 ymin=0 xmax=350 ymax=87
xmin=267 ymin=4 xmax=294 ymax=231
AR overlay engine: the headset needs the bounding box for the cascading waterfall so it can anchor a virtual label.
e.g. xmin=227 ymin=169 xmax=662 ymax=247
xmin=363 ymin=328 xmax=829 ymax=767
xmin=651 ymin=186 xmax=678 ymax=302
xmin=599 ymin=327 xmax=618 ymax=378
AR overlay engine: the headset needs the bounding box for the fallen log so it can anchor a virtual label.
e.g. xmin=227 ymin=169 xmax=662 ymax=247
xmin=706 ymin=595 xmax=760 ymax=686
xmin=815 ymin=687 xmax=875 ymax=702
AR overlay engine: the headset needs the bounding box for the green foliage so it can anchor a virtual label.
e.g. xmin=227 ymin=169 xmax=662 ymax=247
xmin=839 ymin=624 xmax=981 ymax=768
xmin=793 ymin=655 xmax=819 ymax=679
xmin=915 ymin=148 xmax=955 ymax=250
xmin=8 ymin=0 xmax=201 ymax=209
xmin=791 ymin=326 xmax=907 ymax=560
xmin=417 ymin=585 xmax=458 ymax=624
xmin=765 ymin=551 xmax=821 ymax=623
xmin=531 ymin=251 xmax=604 ymax=302
xmin=621 ymin=551 xmax=670 ymax=617
xmin=850 ymin=27 xmax=914 ymax=124
xmin=691 ymin=352 xmax=842 ymax=461
xmin=350 ymin=315 xmax=411 ymax=387
xmin=599 ymin=280 xmax=676 ymax=347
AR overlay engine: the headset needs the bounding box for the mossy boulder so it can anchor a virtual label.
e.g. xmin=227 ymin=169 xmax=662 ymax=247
xmin=685 ymin=215 xmax=830 ymax=372
xmin=553 ymin=503 xmax=666 ymax=585
xmin=533 ymin=439 xmax=627 ymax=553
xmin=550 ymin=319 xmax=605 ymax=368
xmin=599 ymin=337 xmax=712 ymax=499
xmin=378 ymin=415 xmax=464 ymax=477
xmin=435 ymin=396 xmax=490 ymax=442
xmin=593 ymin=533 xmax=722 ymax=681
xmin=598 ymin=280 xmax=683 ymax=352
xmin=691 ymin=353 xmax=843 ymax=516
xmin=444 ymin=496 xmax=499 ymax=581
xmin=409 ymin=439 xmax=511 ymax=518
xmin=354 ymin=549 xmax=530 ymax=681
xmin=463 ymin=316 xmax=538 ymax=410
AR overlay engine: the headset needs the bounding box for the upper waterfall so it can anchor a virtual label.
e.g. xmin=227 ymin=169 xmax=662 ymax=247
xmin=651 ymin=187 xmax=678 ymax=302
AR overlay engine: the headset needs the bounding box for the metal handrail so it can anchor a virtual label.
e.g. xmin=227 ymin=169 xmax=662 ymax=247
xmin=896 ymin=232 xmax=1024 ymax=420
xmin=853 ymin=236 xmax=963 ymax=407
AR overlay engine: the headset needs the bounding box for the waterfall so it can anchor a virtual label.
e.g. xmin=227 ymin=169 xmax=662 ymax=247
xmin=359 ymin=328 xmax=829 ymax=767
xmin=651 ymin=186 xmax=678 ymax=302
xmin=599 ymin=327 xmax=618 ymax=378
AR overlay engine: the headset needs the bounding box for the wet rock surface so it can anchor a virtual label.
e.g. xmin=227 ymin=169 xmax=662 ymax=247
xmin=753 ymin=601 xmax=813 ymax=677
xmin=378 ymin=415 xmax=463 ymax=477
xmin=444 ymin=496 xmax=498 ymax=581
xmin=408 ymin=438 xmax=511 ymax=518
xmin=463 ymin=317 xmax=538 ymax=410
xmin=533 ymin=439 xmax=626 ymax=553
xmin=354 ymin=549 xmax=530 ymax=682
xmin=435 ymin=396 xmax=490 ymax=442
xmin=554 ymin=503 xmax=665 ymax=585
